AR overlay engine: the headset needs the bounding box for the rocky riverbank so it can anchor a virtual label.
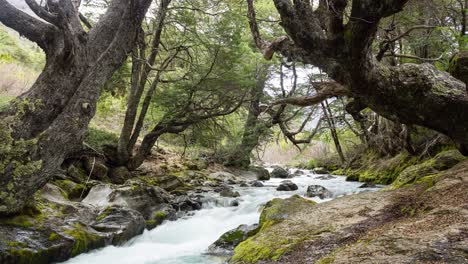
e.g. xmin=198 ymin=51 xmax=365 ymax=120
xmin=0 ymin=151 xmax=270 ymax=264
xmin=222 ymin=160 xmax=468 ymax=263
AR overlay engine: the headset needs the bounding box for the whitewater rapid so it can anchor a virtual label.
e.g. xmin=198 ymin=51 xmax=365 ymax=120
xmin=63 ymin=169 xmax=379 ymax=264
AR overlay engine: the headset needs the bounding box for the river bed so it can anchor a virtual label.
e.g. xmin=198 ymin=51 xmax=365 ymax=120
xmin=63 ymin=169 xmax=380 ymax=264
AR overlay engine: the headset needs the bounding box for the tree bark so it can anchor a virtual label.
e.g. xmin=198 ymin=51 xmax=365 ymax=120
xmin=321 ymin=101 xmax=346 ymax=164
xmin=0 ymin=0 xmax=153 ymax=214
xmin=247 ymin=0 xmax=468 ymax=155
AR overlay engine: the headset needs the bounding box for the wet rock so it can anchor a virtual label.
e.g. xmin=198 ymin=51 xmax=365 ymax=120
xmin=276 ymin=180 xmax=298 ymax=191
xmin=172 ymin=195 xmax=202 ymax=212
xmin=220 ymin=188 xmax=241 ymax=198
xmin=83 ymin=181 xmax=173 ymax=220
xmin=207 ymin=224 xmax=258 ymax=256
xmin=109 ymin=166 xmax=131 ymax=184
xmin=91 ymin=206 xmax=146 ymax=245
xmin=230 ymin=200 xmax=240 ymax=207
xmin=305 ymin=185 xmax=332 ymax=199
xmin=250 ymin=181 xmax=264 ymax=187
xmin=249 ymin=166 xmax=270 ymax=181
xmin=271 ymin=166 xmax=290 ymax=179
xmin=359 ymin=182 xmax=377 ymax=188
xmin=316 ymin=175 xmax=337 ymax=180
xmin=293 ymin=170 xmax=305 ymax=176
xmin=240 ymin=182 xmax=249 ymax=187
xmin=312 ymin=167 xmax=329 ymax=174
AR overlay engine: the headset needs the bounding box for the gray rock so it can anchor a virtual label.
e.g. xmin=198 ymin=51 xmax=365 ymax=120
xmin=154 ymin=175 xmax=184 ymax=191
xmin=207 ymin=224 xmax=258 ymax=256
xmin=240 ymin=182 xmax=249 ymax=187
xmin=305 ymin=185 xmax=332 ymax=199
xmin=359 ymin=182 xmax=377 ymax=188
xmin=230 ymin=200 xmax=240 ymax=207
xmin=109 ymin=166 xmax=131 ymax=184
xmin=312 ymin=167 xmax=329 ymax=174
xmin=271 ymin=166 xmax=290 ymax=179
xmin=83 ymin=156 xmax=109 ymax=180
xmin=276 ymin=180 xmax=298 ymax=191
xmin=91 ymin=206 xmax=146 ymax=245
xmin=251 ymin=181 xmax=264 ymax=187
xmin=220 ymin=188 xmax=241 ymax=198
xmin=249 ymin=166 xmax=270 ymax=181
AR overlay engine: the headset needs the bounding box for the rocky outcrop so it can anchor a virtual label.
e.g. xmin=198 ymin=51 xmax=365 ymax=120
xmin=276 ymin=180 xmax=298 ymax=191
xmin=208 ymin=224 xmax=259 ymax=256
xmin=229 ymin=161 xmax=468 ymax=264
xmin=271 ymin=167 xmax=290 ymax=179
xmin=305 ymin=185 xmax=332 ymax=199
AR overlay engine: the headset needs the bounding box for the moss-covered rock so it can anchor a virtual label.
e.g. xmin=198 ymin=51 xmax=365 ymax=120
xmin=208 ymin=224 xmax=259 ymax=256
xmin=392 ymin=162 xmax=438 ymax=188
xmin=430 ymin=149 xmax=466 ymax=170
xmin=230 ymin=195 xmax=316 ymax=263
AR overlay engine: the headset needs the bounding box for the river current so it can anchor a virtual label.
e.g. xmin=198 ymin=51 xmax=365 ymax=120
xmin=64 ymin=168 xmax=379 ymax=264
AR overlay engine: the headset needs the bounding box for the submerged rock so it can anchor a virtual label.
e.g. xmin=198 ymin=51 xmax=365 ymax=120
xmin=208 ymin=224 xmax=258 ymax=256
xmin=305 ymin=185 xmax=332 ymax=199
xmin=271 ymin=166 xmax=290 ymax=179
xmin=315 ymin=175 xmax=336 ymax=180
xmin=276 ymin=180 xmax=298 ymax=191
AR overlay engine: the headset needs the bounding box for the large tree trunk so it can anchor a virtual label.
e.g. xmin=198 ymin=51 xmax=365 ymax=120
xmin=247 ymin=0 xmax=468 ymax=155
xmin=0 ymin=0 xmax=152 ymax=214
xmin=225 ymin=66 xmax=269 ymax=168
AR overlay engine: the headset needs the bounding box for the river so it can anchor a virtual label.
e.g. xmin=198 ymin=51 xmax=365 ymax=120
xmin=63 ymin=168 xmax=379 ymax=264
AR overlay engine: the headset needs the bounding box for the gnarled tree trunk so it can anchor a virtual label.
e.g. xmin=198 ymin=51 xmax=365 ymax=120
xmin=247 ymin=0 xmax=468 ymax=155
xmin=0 ymin=0 xmax=152 ymax=214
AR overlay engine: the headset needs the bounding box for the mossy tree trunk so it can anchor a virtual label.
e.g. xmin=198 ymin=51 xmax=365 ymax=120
xmin=247 ymin=0 xmax=468 ymax=155
xmin=225 ymin=66 xmax=270 ymax=168
xmin=0 ymin=0 xmax=153 ymax=214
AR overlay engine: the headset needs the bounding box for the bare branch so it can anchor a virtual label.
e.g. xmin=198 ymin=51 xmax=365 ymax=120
xmin=272 ymin=82 xmax=349 ymax=107
xmin=0 ymin=0 xmax=55 ymax=50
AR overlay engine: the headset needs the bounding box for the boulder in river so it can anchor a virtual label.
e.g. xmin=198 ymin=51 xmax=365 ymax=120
xmin=312 ymin=167 xmax=329 ymax=174
xmin=250 ymin=180 xmax=264 ymax=187
xmin=359 ymin=182 xmax=377 ymax=188
xmin=276 ymin=180 xmax=298 ymax=191
xmin=249 ymin=166 xmax=271 ymax=181
xmin=315 ymin=175 xmax=337 ymax=180
xmin=220 ymin=188 xmax=241 ymax=198
xmin=271 ymin=166 xmax=290 ymax=178
xmin=207 ymin=224 xmax=258 ymax=256
xmin=305 ymin=185 xmax=332 ymax=199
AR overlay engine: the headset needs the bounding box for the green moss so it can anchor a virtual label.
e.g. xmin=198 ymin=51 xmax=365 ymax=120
xmin=64 ymin=223 xmax=100 ymax=257
xmin=48 ymin=232 xmax=60 ymax=241
xmin=0 ymin=215 xmax=34 ymax=228
xmin=231 ymin=196 xmax=317 ymax=263
xmin=8 ymin=241 xmax=28 ymax=248
xmin=95 ymin=207 xmax=113 ymax=221
xmin=84 ymin=127 xmax=118 ymax=152
xmin=316 ymin=256 xmax=335 ymax=264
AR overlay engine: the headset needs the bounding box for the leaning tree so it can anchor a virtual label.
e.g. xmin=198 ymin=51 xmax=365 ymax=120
xmin=246 ymin=0 xmax=468 ymax=155
xmin=0 ymin=0 xmax=153 ymax=214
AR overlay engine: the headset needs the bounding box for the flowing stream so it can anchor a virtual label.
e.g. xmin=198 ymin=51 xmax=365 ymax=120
xmin=64 ymin=169 xmax=380 ymax=264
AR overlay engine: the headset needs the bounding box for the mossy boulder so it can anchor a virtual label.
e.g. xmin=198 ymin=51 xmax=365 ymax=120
xmin=52 ymin=180 xmax=88 ymax=200
xmin=430 ymin=149 xmax=465 ymax=170
xmin=230 ymin=195 xmax=316 ymax=263
xmin=208 ymin=224 xmax=259 ymax=256
xmin=108 ymin=166 xmax=131 ymax=184
xmin=83 ymin=157 xmax=109 ymax=181
xmin=249 ymin=166 xmax=270 ymax=181
xmin=392 ymin=163 xmax=438 ymax=187
xmin=271 ymin=166 xmax=290 ymax=179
